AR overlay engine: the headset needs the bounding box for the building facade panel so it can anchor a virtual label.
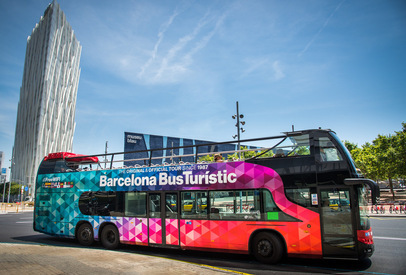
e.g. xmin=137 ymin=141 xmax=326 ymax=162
xmin=124 ymin=132 xmax=246 ymax=167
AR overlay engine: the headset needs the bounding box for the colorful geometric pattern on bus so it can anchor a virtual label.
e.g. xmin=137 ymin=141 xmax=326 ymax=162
xmin=179 ymin=219 xmax=322 ymax=256
xmin=35 ymin=161 xmax=321 ymax=255
xmin=165 ymin=219 xmax=179 ymax=245
xmin=149 ymin=218 xmax=162 ymax=244
xmin=118 ymin=217 xmax=148 ymax=244
xmin=34 ymin=191 xmax=79 ymax=237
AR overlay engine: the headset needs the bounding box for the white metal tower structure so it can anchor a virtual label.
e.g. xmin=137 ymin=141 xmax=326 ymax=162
xmin=12 ymin=0 xmax=81 ymax=197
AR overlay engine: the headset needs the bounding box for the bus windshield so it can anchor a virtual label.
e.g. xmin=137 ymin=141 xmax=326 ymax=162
xmin=329 ymin=132 xmax=358 ymax=172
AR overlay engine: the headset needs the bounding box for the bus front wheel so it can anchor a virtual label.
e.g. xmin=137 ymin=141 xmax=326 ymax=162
xmin=77 ymin=223 xmax=94 ymax=246
xmin=101 ymin=224 xmax=120 ymax=250
xmin=252 ymin=232 xmax=284 ymax=264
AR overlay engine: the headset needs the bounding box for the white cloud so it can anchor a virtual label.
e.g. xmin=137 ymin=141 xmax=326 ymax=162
xmin=80 ymin=6 xmax=228 ymax=86
xmin=138 ymin=8 xmax=180 ymax=79
xmin=242 ymin=58 xmax=269 ymax=77
xmin=298 ymin=0 xmax=346 ymax=57
xmin=148 ymin=11 xmax=226 ymax=84
xmin=242 ymin=58 xmax=285 ymax=81
xmin=272 ymin=61 xmax=285 ymax=80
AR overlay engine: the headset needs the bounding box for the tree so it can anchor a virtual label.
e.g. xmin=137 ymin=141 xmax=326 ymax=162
xmin=9 ymin=182 xmax=21 ymax=195
xmin=226 ymin=147 xmax=275 ymax=161
xmin=198 ymin=147 xmax=275 ymax=163
xmin=198 ymin=154 xmax=215 ymax=162
xmin=344 ymin=141 xmax=358 ymax=153
xmin=346 ymin=123 xmax=406 ymax=201
xmin=0 ymin=182 xmax=21 ymax=202
xmin=394 ymin=122 xmax=406 ymax=181
xmin=373 ymin=134 xmax=398 ymax=200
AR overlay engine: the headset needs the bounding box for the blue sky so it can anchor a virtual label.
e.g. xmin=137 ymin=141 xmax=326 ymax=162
xmin=0 ymin=0 xmax=405 ymax=170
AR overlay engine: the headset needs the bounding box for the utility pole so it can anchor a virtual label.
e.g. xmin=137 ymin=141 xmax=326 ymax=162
xmin=232 ymin=101 xmax=245 ymax=158
xmin=105 ymin=141 xmax=108 ymax=169
xmin=2 ymin=174 xmax=6 ymax=203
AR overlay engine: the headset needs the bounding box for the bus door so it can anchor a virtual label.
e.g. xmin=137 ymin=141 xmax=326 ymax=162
xmin=319 ymin=187 xmax=357 ymax=258
xmin=148 ymin=192 xmax=180 ymax=246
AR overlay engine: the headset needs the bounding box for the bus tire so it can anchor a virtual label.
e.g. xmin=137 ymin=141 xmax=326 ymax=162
xmin=101 ymin=224 xmax=120 ymax=250
xmin=77 ymin=223 xmax=94 ymax=246
xmin=252 ymin=232 xmax=284 ymax=264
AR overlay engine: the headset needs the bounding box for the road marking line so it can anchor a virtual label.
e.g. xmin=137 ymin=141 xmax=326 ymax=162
xmin=374 ymin=236 xmax=406 ymax=241
xmin=371 ymin=217 xmax=406 ymax=220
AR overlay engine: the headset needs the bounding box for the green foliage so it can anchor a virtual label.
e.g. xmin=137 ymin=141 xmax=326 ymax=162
xmin=0 ymin=182 xmax=21 ymax=196
xmin=198 ymin=147 xmax=274 ymax=163
xmin=199 ymin=154 xmax=215 ymax=162
xmin=226 ymin=147 xmax=275 ymax=161
xmin=289 ymin=146 xmax=310 ymax=156
xmin=346 ymin=122 xmax=406 ymax=199
xmin=344 ymin=141 xmax=358 ymax=153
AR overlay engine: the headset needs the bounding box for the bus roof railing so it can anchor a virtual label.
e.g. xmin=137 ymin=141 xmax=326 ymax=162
xmin=66 ymin=132 xmax=308 ymax=169
xmin=65 ymin=129 xmax=324 ymax=169
xmin=95 ymin=145 xmax=277 ymax=166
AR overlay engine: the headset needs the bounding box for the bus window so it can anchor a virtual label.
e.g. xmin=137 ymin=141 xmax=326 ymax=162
xmin=358 ymin=186 xmax=371 ymax=230
xmin=271 ymin=134 xmax=310 ymax=158
xmin=320 ymin=189 xmax=352 ymax=235
xmin=209 ymin=190 xmax=260 ymax=220
xmin=181 ymin=191 xmax=207 ymax=219
xmin=38 ymin=160 xmax=57 ymax=174
xmin=78 ymin=191 xmax=122 ymax=216
xmin=79 ymin=192 xmax=92 ymax=215
xmin=319 ymin=138 xmax=343 ymax=162
xmin=165 ymin=193 xmax=178 ymax=219
xmin=263 ymin=190 xmax=297 ymax=221
xmin=38 ymin=159 xmax=72 ymax=174
xmin=285 ymin=188 xmax=311 ymax=207
xmin=149 ymin=194 xmax=161 ymax=218
xmin=125 ymin=192 xmax=146 ymax=217
xmin=54 ymin=160 xmax=71 ymax=173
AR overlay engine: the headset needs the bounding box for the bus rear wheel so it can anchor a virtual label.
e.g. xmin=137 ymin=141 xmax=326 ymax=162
xmin=252 ymin=232 xmax=284 ymax=264
xmin=77 ymin=223 xmax=94 ymax=246
xmin=101 ymin=224 xmax=120 ymax=250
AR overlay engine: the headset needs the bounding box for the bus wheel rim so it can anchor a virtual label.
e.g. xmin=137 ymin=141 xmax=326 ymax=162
xmin=107 ymin=231 xmax=115 ymax=243
xmin=258 ymin=239 xmax=272 ymax=257
xmin=81 ymin=227 xmax=91 ymax=241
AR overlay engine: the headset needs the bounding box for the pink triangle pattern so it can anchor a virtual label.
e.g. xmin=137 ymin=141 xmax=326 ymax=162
xmin=135 ymin=218 xmax=148 ymax=244
xmin=165 ymin=219 xmax=179 ymax=245
xmin=116 ymin=217 xmax=148 ymax=245
xmin=149 ymin=218 xmax=162 ymax=244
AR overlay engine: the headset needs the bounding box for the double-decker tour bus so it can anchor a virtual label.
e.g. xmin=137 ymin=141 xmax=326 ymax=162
xmin=34 ymin=129 xmax=379 ymax=264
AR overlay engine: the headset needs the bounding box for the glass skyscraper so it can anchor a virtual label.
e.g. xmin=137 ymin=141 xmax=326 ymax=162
xmin=12 ymin=1 xmax=81 ymax=197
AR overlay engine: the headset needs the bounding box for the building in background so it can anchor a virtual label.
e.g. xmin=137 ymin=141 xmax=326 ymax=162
xmin=12 ymin=1 xmax=81 ymax=197
xmin=124 ymin=132 xmax=252 ymax=166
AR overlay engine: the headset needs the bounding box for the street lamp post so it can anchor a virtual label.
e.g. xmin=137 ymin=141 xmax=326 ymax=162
xmin=232 ymin=101 xmax=245 ymax=159
xmin=2 ymin=175 xmax=6 ymax=203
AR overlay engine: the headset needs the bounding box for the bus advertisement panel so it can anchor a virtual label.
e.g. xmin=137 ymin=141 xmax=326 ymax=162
xmin=35 ymin=161 xmax=321 ymax=263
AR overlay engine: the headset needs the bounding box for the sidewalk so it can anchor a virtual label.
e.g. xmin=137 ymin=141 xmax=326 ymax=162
xmin=0 ymin=243 xmax=234 ymax=275
xmin=0 ymin=203 xmax=34 ymax=214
